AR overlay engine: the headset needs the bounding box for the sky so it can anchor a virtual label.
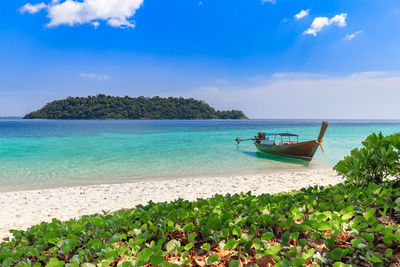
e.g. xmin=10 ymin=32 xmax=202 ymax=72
xmin=1 ymin=0 xmax=400 ymax=119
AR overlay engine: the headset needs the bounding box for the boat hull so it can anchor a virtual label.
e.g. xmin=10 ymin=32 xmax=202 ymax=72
xmin=255 ymin=140 xmax=319 ymax=161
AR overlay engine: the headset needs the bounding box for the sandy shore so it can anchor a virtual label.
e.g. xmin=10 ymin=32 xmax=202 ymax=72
xmin=0 ymin=168 xmax=341 ymax=240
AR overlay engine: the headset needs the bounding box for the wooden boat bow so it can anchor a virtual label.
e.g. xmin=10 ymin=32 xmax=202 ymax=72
xmin=315 ymin=121 xmax=329 ymax=152
xmin=317 ymin=121 xmax=329 ymax=143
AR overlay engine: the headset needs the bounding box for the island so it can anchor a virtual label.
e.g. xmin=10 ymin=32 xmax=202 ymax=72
xmin=23 ymin=95 xmax=248 ymax=120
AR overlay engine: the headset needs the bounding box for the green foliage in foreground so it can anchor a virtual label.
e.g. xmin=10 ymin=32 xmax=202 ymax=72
xmin=2 ymin=182 xmax=400 ymax=266
xmin=23 ymin=95 xmax=248 ymax=120
xmin=334 ymin=132 xmax=400 ymax=185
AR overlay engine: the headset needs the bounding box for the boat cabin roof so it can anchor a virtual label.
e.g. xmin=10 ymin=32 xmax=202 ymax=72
xmin=262 ymin=133 xmax=298 ymax=137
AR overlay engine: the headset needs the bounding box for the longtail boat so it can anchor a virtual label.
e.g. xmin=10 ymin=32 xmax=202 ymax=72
xmin=236 ymin=121 xmax=328 ymax=162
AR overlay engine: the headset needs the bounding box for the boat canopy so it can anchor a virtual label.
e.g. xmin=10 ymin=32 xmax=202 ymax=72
xmin=261 ymin=133 xmax=298 ymax=137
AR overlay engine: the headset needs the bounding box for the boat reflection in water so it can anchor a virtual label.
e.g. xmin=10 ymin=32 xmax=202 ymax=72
xmin=241 ymin=150 xmax=310 ymax=167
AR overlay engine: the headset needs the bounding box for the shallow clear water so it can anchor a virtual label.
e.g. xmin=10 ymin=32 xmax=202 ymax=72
xmin=0 ymin=119 xmax=399 ymax=191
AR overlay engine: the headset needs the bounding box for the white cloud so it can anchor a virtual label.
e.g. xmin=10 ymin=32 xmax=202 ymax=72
xmin=80 ymin=73 xmax=110 ymax=80
xmin=294 ymin=9 xmax=310 ymax=20
xmin=344 ymin=30 xmax=363 ymax=40
xmin=303 ymin=13 xmax=347 ymax=36
xmin=92 ymin=21 xmax=100 ymax=29
xmin=106 ymin=18 xmax=134 ymax=28
xmin=272 ymin=72 xmax=327 ymax=79
xmin=262 ymin=0 xmax=276 ymax=4
xmin=198 ymin=1 xmax=203 ymax=5
xmin=173 ymin=71 xmax=400 ymax=119
xmin=348 ymin=71 xmax=395 ymax=79
xmin=20 ymin=3 xmax=47 ymax=14
xmin=330 ymin=14 xmax=347 ymax=26
xmin=20 ymin=0 xmax=143 ymax=28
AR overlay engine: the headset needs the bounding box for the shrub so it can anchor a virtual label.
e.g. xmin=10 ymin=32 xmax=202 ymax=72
xmin=334 ymin=132 xmax=400 ymax=185
xmin=388 ymin=133 xmax=400 ymax=151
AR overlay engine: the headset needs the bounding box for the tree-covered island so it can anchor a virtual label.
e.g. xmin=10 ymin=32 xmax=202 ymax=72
xmin=23 ymin=95 xmax=248 ymax=120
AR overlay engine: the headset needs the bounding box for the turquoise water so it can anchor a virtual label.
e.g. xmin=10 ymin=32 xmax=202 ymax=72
xmin=0 ymin=119 xmax=399 ymax=191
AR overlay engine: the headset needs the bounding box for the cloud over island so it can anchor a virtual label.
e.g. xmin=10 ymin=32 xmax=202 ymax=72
xmin=174 ymin=71 xmax=400 ymax=119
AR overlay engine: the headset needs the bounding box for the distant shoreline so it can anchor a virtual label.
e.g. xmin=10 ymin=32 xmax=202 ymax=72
xmin=0 ymin=116 xmax=23 ymax=119
xmin=3 ymin=117 xmax=400 ymax=122
xmin=20 ymin=118 xmax=250 ymax=121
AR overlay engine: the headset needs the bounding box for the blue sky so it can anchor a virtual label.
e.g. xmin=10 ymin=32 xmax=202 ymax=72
xmin=1 ymin=0 xmax=400 ymax=118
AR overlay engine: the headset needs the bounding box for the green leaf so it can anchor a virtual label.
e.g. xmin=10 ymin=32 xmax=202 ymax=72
xmin=119 ymin=261 xmax=132 ymax=267
xmin=281 ymin=232 xmax=290 ymax=246
xmin=151 ymin=255 xmax=165 ymax=266
xmin=351 ymin=238 xmax=362 ymax=247
xmin=184 ymin=223 xmax=194 ymax=233
xmin=364 ymin=210 xmax=375 ymax=221
xmin=177 ymin=246 xmax=184 ymax=254
xmin=291 ymin=232 xmax=299 ymax=240
xmin=265 ymin=246 xmax=281 ymax=257
xmin=327 ymin=248 xmax=344 ymax=260
xmin=253 ymin=241 xmax=261 ymax=250
xmin=207 ymin=254 xmax=219 ymax=264
xmin=182 ymin=259 xmax=193 ymax=264
xmin=369 ymin=256 xmax=382 ymax=263
xmin=221 ymin=228 xmax=229 ymax=238
xmin=165 ymin=239 xmax=180 ymax=253
xmin=317 ymin=222 xmax=331 ymax=231
xmin=332 ymin=262 xmax=349 ymax=267
xmin=181 ymin=251 xmax=189 ymax=259
xmin=361 ymin=232 xmax=374 ymax=242
xmin=224 ymin=239 xmax=237 ymax=250
xmin=188 ymin=233 xmax=196 ymax=242
xmin=325 ymin=238 xmax=335 ymax=248
xmin=341 ymin=213 xmax=353 ymax=221
xmin=229 ymin=260 xmax=240 ymax=267
xmin=298 ymin=239 xmax=307 ymax=247
xmin=385 ymin=248 xmax=393 ymax=258
xmin=275 ymin=259 xmax=292 ymax=267
xmin=287 ymin=247 xmax=298 ymax=258
xmin=293 ymin=257 xmax=305 ymax=267
xmin=201 ymin=243 xmax=211 ymax=251
xmin=232 ymin=227 xmax=241 ymax=237
xmin=2 ymin=257 xmax=12 ymax=267
xmin=314 ymin=252 xmax=329 ymax=264
xmin=383 ymin=233 xmax=394 ymax=245
xmin=138 ymin=248 xmax=153 ymax=262
xmin=184 ymin=243 xmax=194 ymax=251
xmin=244 ymin=241 xmax=253 ymax=252
xmin=261 ymin=232 xmax=274 ymax=240
xmin=46 ymin=258 xmax=66 ymax=267
xmin=302 ymin=248 xmax=314 ymax=260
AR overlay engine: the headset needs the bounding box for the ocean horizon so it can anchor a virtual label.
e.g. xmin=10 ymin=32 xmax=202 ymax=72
xmin=0 ymin=118 xmax=399 ymax=191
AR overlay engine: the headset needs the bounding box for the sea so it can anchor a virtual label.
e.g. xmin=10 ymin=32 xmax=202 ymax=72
xmin=0 ymin=119 xmax=399 ymax=191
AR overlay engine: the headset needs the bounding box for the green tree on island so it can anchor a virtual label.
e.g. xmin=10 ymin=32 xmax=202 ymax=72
xmin=24 ymin=95 xmax=248 ymax=120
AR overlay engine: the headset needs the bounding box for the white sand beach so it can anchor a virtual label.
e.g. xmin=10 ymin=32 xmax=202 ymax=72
xmin=0 ymin=169 xmax=341 ymax=240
